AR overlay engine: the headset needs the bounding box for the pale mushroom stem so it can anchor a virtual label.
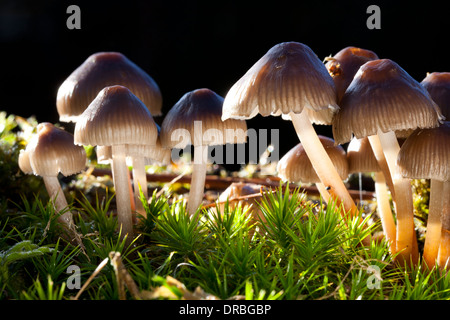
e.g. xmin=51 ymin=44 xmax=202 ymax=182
xmin=315 ymin=182 xmax=331 ymax=204
xmin=42 ymin=176 xmax=74 ymax=228
xmin=437 ymin=181 xmax=450 ymax=269
xmin=290 ymin=110 xmax=357 ymax=216
xmin=423 ymin=179 xmax=443 ymax=269
xmin=131 ymin=156 xmax=148 ymax=218
xmin=375 ymin=130 xmax=418 ymax=265
xmin=187 ymin=145 xmax=208 ymax=215
xmin=373 ymin=171 xmax=397 ymax=254
xmin=111 ymin=145 xmax=134 ymax=241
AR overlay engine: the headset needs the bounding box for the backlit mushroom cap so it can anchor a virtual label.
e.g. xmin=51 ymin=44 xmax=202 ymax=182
xmin=20 ymin=123 xmax=86 ymax=177
xmin=333 ymin=59 xmax=444 ymax=144
xmin=160 ymin=88 xmax=247 ymax=149
xmin=222 ymin=42 xmax=338 ymax=125
xmin=421 ymin=72 xmax=450 ymax=121
xmin=397 ymin=122 xmax=450 ymax=182
xmin=347 ymin=137 xmax=380 ymax=173
xmin=74 ymin=85 xmax=159 ymax=148
xmin=277 ymin=135 xmax=349 ymax=184
xmin=57 ymin=52 xmax=162 ymax=122
xmin=325 ymin=46 xmax=379 ymax=102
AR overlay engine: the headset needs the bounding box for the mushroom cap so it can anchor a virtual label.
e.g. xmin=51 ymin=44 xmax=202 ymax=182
xmin=421 ymin=72 xmax=450 ymax=121
xmin=347 ymin=137 xmax=380 ymax=173
xmin=332 ymin=59 xmax=444 ymax=144
xmin=325 ymin=46 xmax=379 ymax=102
xmin=20 ymin=122 xmax=87 ymax=177
xmin=160 ymin=88 xmax=247 ymax=148
xmin=74 ymin=85 xmax=159 ymax=148
xmin=222 ymin=41 xmax=339 ymax=125
xmin=57 ymin=52 xmax=162 ymax=122
xmin=397 ymin=122 xmax=450 ymax=181
xmin=277 ymin=135 xmax=349 ymax=184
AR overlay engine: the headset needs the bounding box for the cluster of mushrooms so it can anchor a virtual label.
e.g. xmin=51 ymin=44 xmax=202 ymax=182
xmin=17 ymin=42 xmax=449 ymax=270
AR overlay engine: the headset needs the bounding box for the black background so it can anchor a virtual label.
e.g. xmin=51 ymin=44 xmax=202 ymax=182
xmin=1 ymin=0 xmax=449 ymax=158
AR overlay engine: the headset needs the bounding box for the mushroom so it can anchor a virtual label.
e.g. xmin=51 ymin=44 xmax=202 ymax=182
xmin=57 ymin=51 xmax=162 ymax=122
xmin=421 ymin=72 xmax=450 ymax=121
xmin=398 ymin=122 xmax=450 ymax=269
xmin=160 ymin=88 xmax=247 ymax=215
xmin=277 ymin=135 xmax=349 ymax=206
xmin=18 ymin=122 xmax=86 ymax=232
xmin=347 ymin=137 xmax=396 ymax=253
xmin=74 ymin=85 xmax=158 ymax=241
xmin=332 ymin=59 xmax=444 ymax=264
xmin=222 ymin=41 xmax=358 ymax=216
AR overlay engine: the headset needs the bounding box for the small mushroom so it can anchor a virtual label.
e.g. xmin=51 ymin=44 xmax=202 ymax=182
xmin=18 ymin=122 xmax=86 ymax=232
xmin=421 ymin=72 xmax=450 ymax=121
xmin=398 ymin=122 xmax=450 ymax=269
xmin=74 ymin=85 xmax=158 ymax=241
xmin=222 ymin=41 xmax=358 ymax=216
xmin=160 ymin=88 xmax=247 ymax=215
xmin=333 ymin=59 xmax=443 ymax=264
xmin=277 ymin=135 xmax=349 ymax=206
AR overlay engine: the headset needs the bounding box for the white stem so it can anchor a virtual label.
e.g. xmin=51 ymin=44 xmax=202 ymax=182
xmin=187 ymin=145 xmax=208 ymax=215
xmin=43 ymin=176 xmax=74 ymax=228
xmin=423 ymin=179 xmax=443 ymax=269
xmin=290 ymin=110 xmax=357 ymax=216
xmin=373 ymin=171 xmax=396 ymax=254
xmin=437 ymin=181 xmax=450 ymax=269
xmin=376 ymin=130 xmax=417 ymax=264
xmin=111 ymin=145 xmax=134 ymax=241
xmin=131 ymin=156 xmax=148 ymax=218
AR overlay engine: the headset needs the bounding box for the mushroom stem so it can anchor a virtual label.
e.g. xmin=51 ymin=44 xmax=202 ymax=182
xmin=367 ymin=135 xmax=396 ymax=199
xmin=373 ymin=171 xmax=397 ymax=254
xmin=423 ymin=179 xmax=443 ymax=269
xmin=131 ymin=156 xmax=148 ymax=218
xmin=315 ymin=182 xmax=331 ymax=204
xmin=111 ymin=145 xmax=134 ymax=241
xmin=290 ymin=110 xmax=357 ymax=216
xmin=42 ymin=176 xmax=74 ymax=228
xmin=375 ymin=130 xmax=418 ymax=265
xmin=437 ymin=181 xmax=450 ymax=269
xmin=187 ymin=145 xmax=208 ymax=215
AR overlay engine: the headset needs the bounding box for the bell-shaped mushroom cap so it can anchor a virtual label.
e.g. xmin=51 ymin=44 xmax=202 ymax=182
xmin=74 ymin=85 xmax=159 ymax=148
xmin=222 ymin=41 xmax=339 ymax=125
xmin=20 ymin=123 xmax=87 ymax=177
xmin=57 ymin=52 xmax=162 ymax=122
xmin=277 ymin=135 xmax=349 ymax=184
xmin=160 ymin=88 xmax=247 ymax=149
xmin=333 ymin=59 xmax=444 ymax=144
xmin=325 ymin=46 xmax=379 ymax=102
xmin=421 ymin=72 xmax=450 ymax=121
xmin=397 ymin=122 xmax=450 ymax=182
xmin=347 ymin=137 xmax=380 ymax=174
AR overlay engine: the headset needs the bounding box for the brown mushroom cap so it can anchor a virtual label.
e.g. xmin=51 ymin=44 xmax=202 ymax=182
xmin=397 ymin=122 xmax=450 ymax=181
xmin=222 ymin=41 xmax=338 ymax=125
xmin=325 ymin=46 xmax=379 ymax=102
xmin=277 ymin=135 xmax=349 ymax=184
xmin=333 ymin=59 xmax=444 ymax=144
xmin=74 ymin=85 xmax=159 ymax=148
xmin=421 ymin=72 xmax=450 ymax=121
xmin=347 ymin=137 xmax=380 ymax=174
xmin=20 ymin=122 xmax=86 ymax=177
xmin=57 ymin=52 xmax=162 ymax=122
xmin=160 ymin=88 xmax=247 ymax=149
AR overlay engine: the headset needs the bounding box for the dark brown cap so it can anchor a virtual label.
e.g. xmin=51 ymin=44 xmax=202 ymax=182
xmin=57 ymin=52 xmax=162 ymax=122
xmin=74 ymin=85 xmax=158 ymax=148
xmin=325 ymin=46 xmax=379 ymax=102
xmin=421 ymin=72 xmax=450 ymax=121
xmin=160 ymin=88 xmax=247 ymax=148
xmin=397 ymin=122 xmax=450 ymax=181
xmin=333 ymin=59 xmax=444 ymax=144
xmin=277 ymin=135 xmax=348 ymax=183
xmin=19 ymin=122 xmax=87 ymax=177
xmin=222 ymin=42 xmax=338 ymax=125
xmin=347 ymin=137 xmax=380 ymax=173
